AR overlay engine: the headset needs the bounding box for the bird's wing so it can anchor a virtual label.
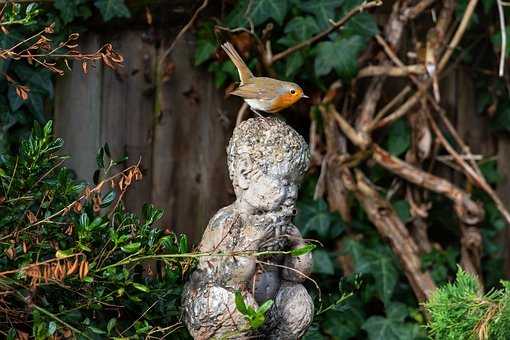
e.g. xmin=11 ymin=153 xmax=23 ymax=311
xmin=229 ymin=81 xmax=275 ymax=100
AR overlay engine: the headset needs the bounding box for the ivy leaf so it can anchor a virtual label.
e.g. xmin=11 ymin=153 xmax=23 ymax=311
xmin=312 ymin=249 xmax=335 ymax=275
xmin=195 ymin=22 xmax=217 ymax=65
xmin=343 ymin=12 xmax=379 ymax=38
xmin=392 ymin=200 xmax=412 ymax=223
xmin=386 ymin=119 xmax=411 ymax=156
xmin=295 ymin=199 xmax=333 ymax=238
xmin=362 ymin=303 xmax=420 ymax=340
xmin=298 ymin=0 xmax=345 ymax=29
xmin=249 ymin=0 xmax=288 ymax=26
xmin=195 ymin=40 xmax=216 ymax=65
xmin=7 ymin=86 xmax=23 ymax=112
xmin=54 ymin=0 xmax=87 ymax=24
xmin=285 ymin=52 xmax=304 ymax=77
xmin=322 ymin=297 xmax=365 ymax=338
xmin=284 ymin=16 xmax=320 ymax=43
xmin=315 ymin=35 xmax=364 ymax=79
xmin=346 ymin=240 xmax=398 ymax=304
xmin=14 ymin=64 xmax=53 ymax=97
xmin=94 ymin=0 xmax=130 ymax=22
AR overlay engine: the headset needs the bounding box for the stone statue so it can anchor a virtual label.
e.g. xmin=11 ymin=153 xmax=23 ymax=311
xmin=182 ymin=117 xmax=314 ymax=339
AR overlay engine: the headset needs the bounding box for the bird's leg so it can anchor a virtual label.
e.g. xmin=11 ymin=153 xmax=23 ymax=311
xmin=250 ymin=107 xmax=266 ymax=120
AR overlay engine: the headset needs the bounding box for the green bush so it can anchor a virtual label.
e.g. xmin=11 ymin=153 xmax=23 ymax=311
xmin=0 ymin=121 xmax=191 ymax=339
xmin=425 ymin=268 xmax=510 ymax=340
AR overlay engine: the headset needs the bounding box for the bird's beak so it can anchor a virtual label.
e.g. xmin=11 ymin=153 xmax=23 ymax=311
xmin=302 ymin=94 xmax=309 ymax=98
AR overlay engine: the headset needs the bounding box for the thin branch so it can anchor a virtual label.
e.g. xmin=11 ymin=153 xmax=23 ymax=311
xmin=357 ymin=64 xmax=426 ymax=78
xmin=426 ymin=110 xmax=510 ymax=225
xmin=497 ymin=0 xmax=507 ymax=76
xmin=343 ymin=169 xmax=437 ymax=302
xmin=158 ymin=0 xmax=209 ymax=69
xmin=372 ymin=145 xmax=484 ymax=225
xmin=270 ymin=0 xmax=382 ymax=64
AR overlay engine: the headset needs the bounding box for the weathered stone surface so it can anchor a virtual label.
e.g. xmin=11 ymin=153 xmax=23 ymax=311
xmin=182 ymin=117 xmax=313 ymax=339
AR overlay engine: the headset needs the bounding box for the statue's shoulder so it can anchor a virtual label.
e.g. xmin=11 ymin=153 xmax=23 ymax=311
xmin=207 ymin=204 xmax=236 ymax=231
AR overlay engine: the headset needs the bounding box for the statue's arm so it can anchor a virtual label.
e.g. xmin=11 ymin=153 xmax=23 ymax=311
xmin=282 ymin=224 xmax=312 ymax=282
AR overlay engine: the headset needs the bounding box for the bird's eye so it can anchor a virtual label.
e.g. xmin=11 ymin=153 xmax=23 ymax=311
xmin=290 ymin=89 xmax=296 ymax=95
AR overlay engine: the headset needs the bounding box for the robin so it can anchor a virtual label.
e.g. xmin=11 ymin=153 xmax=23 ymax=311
xmin=221 ymin=42 xmax=308 ymax=116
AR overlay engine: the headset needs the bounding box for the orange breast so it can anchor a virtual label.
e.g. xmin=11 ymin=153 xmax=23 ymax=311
xmin=267 ymin=93 xmax=300 ymax=113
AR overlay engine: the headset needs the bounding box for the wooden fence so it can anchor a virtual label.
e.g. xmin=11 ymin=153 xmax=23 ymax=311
xmin=54 ymin=29 xmax=510 ymax=276
xmin=55 ymin=30 xmax=239 ymax=241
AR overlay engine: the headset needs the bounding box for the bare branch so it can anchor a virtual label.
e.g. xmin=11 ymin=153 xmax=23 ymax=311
xmin=343 ymin=169 xmax=437 ymax=302
xmin=372 ymin=145 xmax=484 ymax=225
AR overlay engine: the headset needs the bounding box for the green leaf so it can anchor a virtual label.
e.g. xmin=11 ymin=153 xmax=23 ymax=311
xmin=14 ymin=64 xmax=53 ymax=97
xmin=362 ymin=303 xmax=420 ymax=340
xmin=249 ymin=0 xmax=288 ymax=25
xmin=250 ymin=313 xmax=266 ymax=329
xmin=107 ymin=318 xmax=117 ymax=335
xmin=284 ymin=16 xmax=320 ymax=43
xmin=48 ymin=321 xmax=57 ymax=335
xmin=315 ymin=35 xmax=364 ymax=79
xmin=132 ymin=282 xmax=150 ymax=293
xmin=257 ymin=300 xmax=274 ymax=315
xmin=121 ymin=242 xmax=141 ymax=253
xmin=7 ymin=86 xmax=24 ymax=112
xmin=345 ymin=240 xmax=398 ymax=304
xmin=178 ymin=234 xmax=189 ymax=253
xmin=295 ymin=199 xmax=334 ymax=238
xmin=195 ymin=40 xmax=217 ymax=65
xmin=79 ymin=212 xmax=89 ymax=228
xmin=480 ymin=160 xmax=501 ymax=184
xmin=386 ymin=119 xmax=411 ymax=156
xmin=312 ymin=249 xmax=335 ymax=275
xmin=94 ymin=0 xmax=130 ymax=21
xmin=235 ymin=291 xmax=249 ymax=315
xmin=100 ymin=190 xmax=116 ymax=207
xmin=343 ymin=12 xmax=379 ymax=38
xmin=88 ymin=326 xmax=107 ymax=335
xmin=291 ymin=244 xmax=316 ymax=256
xmin=96 ymin=147 xmax=105 ymax=168
xmin=54 ymin=0 xmax=86 ymax=23
xmin=285 ymin=51 xmax=304 ymax=78
xmin=298 ymin=0 xmax=345 ymax=29
xmin=392 ymin=200 xmax=412 ymax=223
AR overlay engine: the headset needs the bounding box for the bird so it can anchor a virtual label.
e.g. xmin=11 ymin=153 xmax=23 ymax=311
xmin=221 ymin=42 xmax=308 ymax=116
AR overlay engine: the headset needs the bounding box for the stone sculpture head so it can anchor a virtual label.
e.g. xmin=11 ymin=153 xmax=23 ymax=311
xmin=227 ymin=117 xmax=310 ymax=215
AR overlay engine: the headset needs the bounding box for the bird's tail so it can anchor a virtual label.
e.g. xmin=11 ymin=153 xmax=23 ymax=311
xmin=221 ymin=42 xmax=253 ymax=84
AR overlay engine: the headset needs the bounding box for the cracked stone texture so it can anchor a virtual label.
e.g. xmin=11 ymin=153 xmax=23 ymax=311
xmin=182 ymin=117 xmax=314 ymax=339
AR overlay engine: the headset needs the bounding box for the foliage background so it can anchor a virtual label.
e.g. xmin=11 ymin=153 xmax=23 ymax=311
xmin=1 ymin=0 xmax=510 ymax=339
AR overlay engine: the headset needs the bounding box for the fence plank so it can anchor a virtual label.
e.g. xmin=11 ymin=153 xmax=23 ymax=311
xmin=152 ymin=34 xmax=236 ymax=240
xmin=54 ymin=34 xmax=102 ymax=183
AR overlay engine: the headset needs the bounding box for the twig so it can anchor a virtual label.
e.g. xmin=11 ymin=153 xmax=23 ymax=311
xmin=270 ymin=0 xmax=382 ymax=64
xmin=372 ymin=145 xmax=484 ymax=225
xmin=404 ymin=0 xmax=437 ymax=19
xmin=438 ymin=0 xmax=479 ymax=73
xmin=158 ymin=0 xmax=208 ymax=69
xmin=497 ymin=0 xmax=507 ymax=76
xmin=426 ymin=111 xmax=510 ymax=225
xmin=357 ymin=64 xmax=426 ymax=78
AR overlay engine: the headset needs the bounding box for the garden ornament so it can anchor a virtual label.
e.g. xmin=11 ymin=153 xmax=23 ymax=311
xmin=221 ymin=42 xmax=308 ymax=115
xmin=182 ymin=117 xmax=314 ymax=339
